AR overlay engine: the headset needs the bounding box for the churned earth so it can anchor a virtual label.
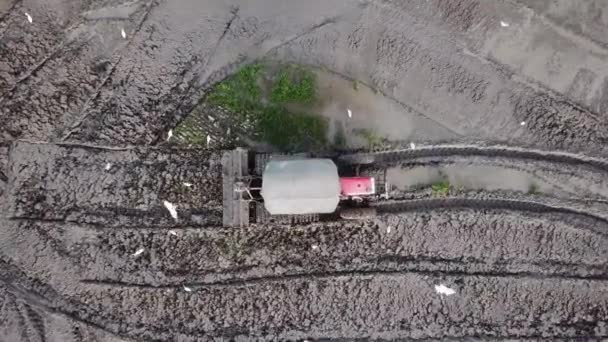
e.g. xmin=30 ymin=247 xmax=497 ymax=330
xmin=1 ymin=0 xmax=608 ymax=341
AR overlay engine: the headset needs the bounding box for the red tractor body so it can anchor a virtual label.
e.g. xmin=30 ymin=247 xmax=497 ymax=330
xmin=340 ymin=177 xmax=375 ymax=197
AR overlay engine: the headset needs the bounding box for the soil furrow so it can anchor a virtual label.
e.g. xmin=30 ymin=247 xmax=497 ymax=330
xmin=6 ymin=141 xmax=222 ymax=226
xmin=83 ymin=265 xmax=608 ymax=289
xmin=342 ymin=144 xmax=608 ymax=172
xmin=375 ymin=198 xmax=608 ymax=233
xmin=53 ymin=210 xmax=608 ymax=286
xmin=2 ymin=0 xmax=608 ymax=340
xmin=73 ymin=275 xmax=608 ymax=340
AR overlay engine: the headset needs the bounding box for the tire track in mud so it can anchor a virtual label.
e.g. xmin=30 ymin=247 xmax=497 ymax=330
xmin=73 ymin=274 xmax=608 ymax=340
xmin=65 ymin=1 xmax=364 ymax=146
xmin=84 ymin=261 xmax=608 ymax=289
xmin=270 ymin=0 xmax=608 ymax=155
xmin=0 ymin=0 xmax=21 ymax=28
xmin=0 ymin=288 xmax=45 ymax=342
xmin=63 ymin=208 xmax=608 ymax=286
xmin=0 ymin=215 xmax=143 ymax=341
xmin=6 ymin=182 xmax=608 ymax=338
xmin=0 ymin=260 xmax=134 ymax=342
xmin=375 ymin=198 xmax=608 ymax=234
xmin=0 ymin=0 xmax=92 ymax=94
xmin=505 ymin=0 xmax=608 ymax=50
xmin=347 ymin=143 xmax=608 ymax=199
xmin=146 ymin=58 xmax=248 ymax=147
xmin=0 ymin=142 xmax=8 ymax=182
xmin=59 ymin=1 xmax=159 ymax=142
xmin=10 ymin=142 xmax=598 ymax=226
xmin=382 ymin=0 xmax=608 ymax=151
xmin=158 ymin=5 xmax=240 ymax=140
xmin=495 ymin=0 xmax=608 ymax=115
xmin=60 ymin=1 xmax=238 ymax=146
xmin=2 ymin=1 xmax=608 ymax=339
xmin=6 ymin=141 xmax=223 ymax=227
xmin=343 ymin=144 xmax=608 ymax=172
xmin=0 ymin=1 xmax=155 ymax=142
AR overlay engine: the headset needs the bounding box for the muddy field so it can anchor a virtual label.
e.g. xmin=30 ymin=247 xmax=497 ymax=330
xmin=2 ymin=0 xmax=608 ymax=341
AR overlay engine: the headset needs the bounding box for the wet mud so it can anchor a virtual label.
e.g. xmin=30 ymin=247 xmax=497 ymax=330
xmin=2 ymin=0 xmax=608 ymax=340
xmin=6 ymin=141 xmax=222 ymax=227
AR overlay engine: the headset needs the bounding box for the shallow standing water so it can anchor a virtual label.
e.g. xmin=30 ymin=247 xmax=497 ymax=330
xmin=310 ymin=69 xmax=460 ymax=148
xmin=387 ymin=164 xmax=554 ymax=194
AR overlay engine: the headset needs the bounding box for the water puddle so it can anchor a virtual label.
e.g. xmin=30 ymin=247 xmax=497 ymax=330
xmin=310 ymin=69 xmax=460 ymax=148
xmin=387 ymin=165 xmax=556 ymax=195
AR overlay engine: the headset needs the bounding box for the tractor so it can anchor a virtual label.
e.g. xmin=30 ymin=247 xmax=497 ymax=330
xmin=222 ymin=148 xmax=387 ymax=227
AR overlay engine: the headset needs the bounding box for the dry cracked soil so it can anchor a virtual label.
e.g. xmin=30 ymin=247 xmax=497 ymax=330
xmin=2 ymin=0 xmax=608 ymax=341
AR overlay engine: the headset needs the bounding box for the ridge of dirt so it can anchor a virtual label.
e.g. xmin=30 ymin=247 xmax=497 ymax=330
xmin=2 ymin=0 xmax=608 ymax=340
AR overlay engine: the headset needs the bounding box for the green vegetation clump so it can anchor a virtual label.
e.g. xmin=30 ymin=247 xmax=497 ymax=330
xmin=257 ymin=105 xmax=327 ymax=150
xmin=527 ymin=182 xmax=540 ymax=195
xmin=270 ymin=65 xmax=316 ymax=104
xmin=206 ymin=64 xmax=262 ymax=114
xmin=200 ymin=62 xmax=325 ymax=151
xmin=431 ymin=180 xmax=450 ymax=196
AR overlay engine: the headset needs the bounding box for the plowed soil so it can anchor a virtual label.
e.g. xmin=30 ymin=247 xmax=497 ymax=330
xmin=2 ymin=0 xmax=608 ymax=341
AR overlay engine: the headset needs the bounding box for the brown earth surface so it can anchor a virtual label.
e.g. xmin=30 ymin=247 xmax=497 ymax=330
xmin=1 ymin=0 xmax=608 ymax=340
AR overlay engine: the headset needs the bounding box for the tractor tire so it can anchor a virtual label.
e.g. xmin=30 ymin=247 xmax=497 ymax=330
xmin=338 ymin=153 xmax=376 ymax=166
xmin=339 ymin=207 xmax=377 ymax=220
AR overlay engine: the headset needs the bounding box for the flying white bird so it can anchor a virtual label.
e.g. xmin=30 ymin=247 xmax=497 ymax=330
xmin=182 ymin=182 xmax=192 ymax=187
xmin=520 ymin=121 xmax=526 ymax=126
xmin=167 ymin=129 xmax=173 ymax=141
xmin=121 ymin=28 xmax=127 ymax=39
xmin=347 ymin=108 xmax=353 ymax=118
xmin=311 ymin=245 xmax=319 ymax=250
xmin=163 ymin=200 xmax=178 ymax=221
xmin=132 ymin=248 xmax=144 ymax=257
xmin=434 ymin=284 xmax=456 ymax=296
xmin=25 ymin=13 xmax=32 ymax=23
xmin=183 ymin=286 xmax=192 ymax=292
xmin=500 ymin=21 xmax=510 ymax=27
xmin=168 ymin=230 xmax=178 ymax=236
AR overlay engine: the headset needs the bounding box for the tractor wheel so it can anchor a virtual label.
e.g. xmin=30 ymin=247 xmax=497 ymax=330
xmin=338 ymin=153 xmax=375 ymax=166
xmin=339 ymin=207 xmax=377 ymax=220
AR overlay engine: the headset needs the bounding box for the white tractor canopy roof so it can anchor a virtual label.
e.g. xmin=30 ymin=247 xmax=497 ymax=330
xmin=261 ymin=159 xmax=341 ymax=215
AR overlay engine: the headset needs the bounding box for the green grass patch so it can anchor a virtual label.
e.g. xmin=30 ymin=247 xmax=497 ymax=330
xmin=200 ymin=62 xmax=326 ymax=151
xmin=257 ymin=106 xmax=327 ymax=150
xmin=270 ymin=65 xmax=316 ymax=104
xmin=431 ymin=180 xmax=450 ymax=196
xmin=206 ymin=64 xmax=262 ymax=114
